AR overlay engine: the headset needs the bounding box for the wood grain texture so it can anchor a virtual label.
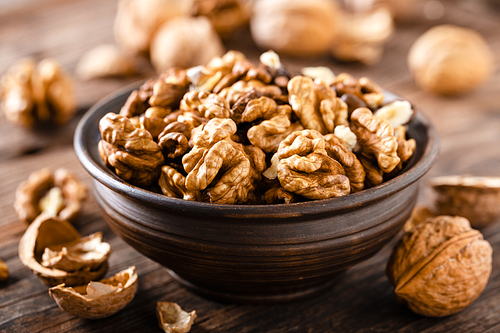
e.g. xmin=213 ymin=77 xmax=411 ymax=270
xmin=1 ymin=0 xmax=500 ymax=331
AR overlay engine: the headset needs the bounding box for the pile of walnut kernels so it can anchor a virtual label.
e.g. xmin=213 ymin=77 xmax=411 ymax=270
xmin=98 ymin=50 xmax=416 ymax=205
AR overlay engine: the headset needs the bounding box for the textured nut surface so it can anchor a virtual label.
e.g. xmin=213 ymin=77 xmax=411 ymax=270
xmin=0 ymin=58 xmax=76 ymax=127
xmin=14 ymin=168 xmax=87 ymax=224
xmin=76 ymin=44 xmax=136 ymax=80
xmin=408 ymin=25 xmax=494 ymax=95
xmin=0 ymin=259 xmax=8 ymax=282
xmin=49 ymin=266 xmax=138 ymax=319
xmin=150 ymin=16 xmax=224 ymax=73
xmin=351 ymin=107 xmax=400 ymax=173
xmin=99 ymin=113 xmax=165 ymax=187
xmin=157 ymin=301 xmax=197 ymax=333
xmin=387 ymin=215 xmax=492 ymax=317
xmin=18 ymin=214 xmax=110 ymax=287
xmin=251 ymin=0 xmax=338 ymax=56
xmin=277 ymin=130 xmax=350 ymax=200
xmin=429 ymin=175 xmax=500 ymax=228
xmin=159 ymin=165 xmax=200 ymax=201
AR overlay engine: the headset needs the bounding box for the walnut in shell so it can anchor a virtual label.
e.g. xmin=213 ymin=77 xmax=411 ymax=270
xmin=408 ymin=25 xmax=494 ymax=95
xmin=75 ymin=44 xmax=137 ymax=80
xmin=14 ymin=168 xmax=87 ymax=224
xmin=49 ymin=266 xmax=137 ymax=319
xmin=387 ymin=215 xmax=492 ymax=317
xmin=0 ymin=259 xmax=8 ymax=282
xmin=18 ymin=214 xmax=111 ymax=287
xmin=0 ymin=58 xmax=76 ymax=128
xmin=250 ymin=0 xmax=339 ymax=57
xmin=194 ymin=0 xmax=251 ymax=38
xmin=157 ymin=301 xmax=197 ymax=333
xmin=429 ymin=175 xmax=500 ymax=228
xmin=114 ymin=0 xmax=194 ymax=54
xmin=150 ymin=16 xmax=224 ymax=73
xmin=331 ymin=7 xmax=394 ymax=65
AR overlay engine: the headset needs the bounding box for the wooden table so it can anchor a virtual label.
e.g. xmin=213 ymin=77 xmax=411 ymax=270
xmin=1 ymin=1 xmax=499 ymax=332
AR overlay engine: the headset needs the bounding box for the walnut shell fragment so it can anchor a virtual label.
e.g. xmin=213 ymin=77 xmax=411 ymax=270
xmin=14 ymin=168 xmax=87 ymax=224
xmin=49 ymin=266 xmax=138 ymax=319
xmin=429 ymin=175 xmax=500 ymax=228
xmin=0 ymin=259 xmax=8 ymax=282
xmin=387 ymin=215 xmax=492 ymax=317
xmin=18 ymin=214 xmax=111 ymax=287
xmin=157 ymin=301 xmax=197 ymax=333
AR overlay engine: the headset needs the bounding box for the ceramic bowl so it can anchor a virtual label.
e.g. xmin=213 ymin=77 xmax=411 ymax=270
xmin=74 ymin=85 xmax=439 ymax=303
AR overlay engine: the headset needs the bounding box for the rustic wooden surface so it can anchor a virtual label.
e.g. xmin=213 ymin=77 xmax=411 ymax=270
xmin=1 ymin=0 xmax=499 ymax=332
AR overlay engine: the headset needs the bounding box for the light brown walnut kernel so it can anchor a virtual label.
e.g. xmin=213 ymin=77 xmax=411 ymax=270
xmin=314 ymin=79 xmax=349 ymax=131
xmin=394 ymin=125 xmax=416 ymax=163
xmin=331 ymin=73 xmax=384 ymax=109
xmin=277 ymin=130 xmax=350 ymax=200
xmin=358 ymin=155 xmax=383 ymax=188
xmin=157 ymin=301 xmax=197 ymax=333
xmin=180 ymin=91 xmax=230 ymax=119
xmin=99 ymin=113 xmax=164 ymax=187
xmin=287 ymin=76 xmax=325 ymax=134
xmin=351 ymin=107 xmax=400 ymax=173
xmin=264 ymin=186 xmax=298 ymax=204
xmin=159 ymin=166 xmax=200 ymax=201
xmin=324 ymin=134 xmax=365 ymax=192
xmin=14 ymin=168 xmax=87 ymax=224
xmin=387 ymin=215 xmax=492 ymax=317
xmin=429 ymin=176 xmax=500 ymax=228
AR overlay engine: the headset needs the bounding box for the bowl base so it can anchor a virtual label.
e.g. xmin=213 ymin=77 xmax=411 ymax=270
xmin=166 ymin=269 xmax=346 ymax=304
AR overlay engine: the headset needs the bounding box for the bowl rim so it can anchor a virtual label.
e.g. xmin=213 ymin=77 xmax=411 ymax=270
xmin=74 ymin=82 xmax=439 ymax=217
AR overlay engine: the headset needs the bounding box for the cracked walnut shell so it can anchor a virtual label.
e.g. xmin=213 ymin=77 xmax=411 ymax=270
xmin=14 ymin=168 xmax=87 ymax=224
xmin=429 ymin=175 xmax=500 ymax=228
xmin=18 ymin=214 xmax=111 ymax=287
xmin=157 ymin=301 xmax=197 ymax=333
xmin=49 ymin=266 xmax=138 ymax=319
xmin=387 ymin=215 xmax=492 ymax=317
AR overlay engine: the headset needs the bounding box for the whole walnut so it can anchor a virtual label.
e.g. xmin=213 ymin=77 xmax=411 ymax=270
xmin=114 ymin=0 xmax=194 ymax=54
xmin=150 ymin=16 xmax=225 ymax=73
xmin=250 ymin=0 xmax=339 ymax=57
xmin=408 ymin=25 xmax=494 ymax=95
xmin=387 ymin=215 xmax=492 ymax=317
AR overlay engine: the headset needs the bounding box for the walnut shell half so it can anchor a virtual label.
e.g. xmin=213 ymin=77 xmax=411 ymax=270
xmin=49 ymin=266 xmax=138 ymax=319
xmin=387 ymin=215 xmax=492 ymax=317
xmin=429 ymin=175 xmax=500 ymax=228
xmin=157 ymin=301 xmax=197 ymax=333
xmin=18 ymin=214 xmax=111 ymax=287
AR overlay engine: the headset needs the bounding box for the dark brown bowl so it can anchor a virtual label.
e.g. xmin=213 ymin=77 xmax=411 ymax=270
xmin=74 ymin=84 xmax=439 ymax=304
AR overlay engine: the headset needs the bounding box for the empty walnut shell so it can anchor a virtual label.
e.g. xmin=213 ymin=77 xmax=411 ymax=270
xmin=49 ymin=266 xmax=138 ymax=319
xmin=18 ymin=214 xmax=111 ymax=287
xmin=429 ymin=175 xmax=500 ymax=228
xmin=156 ymin=301 xmax=197 ymax=333
xmin=387 ymin=215 xmax=492 ymax=317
